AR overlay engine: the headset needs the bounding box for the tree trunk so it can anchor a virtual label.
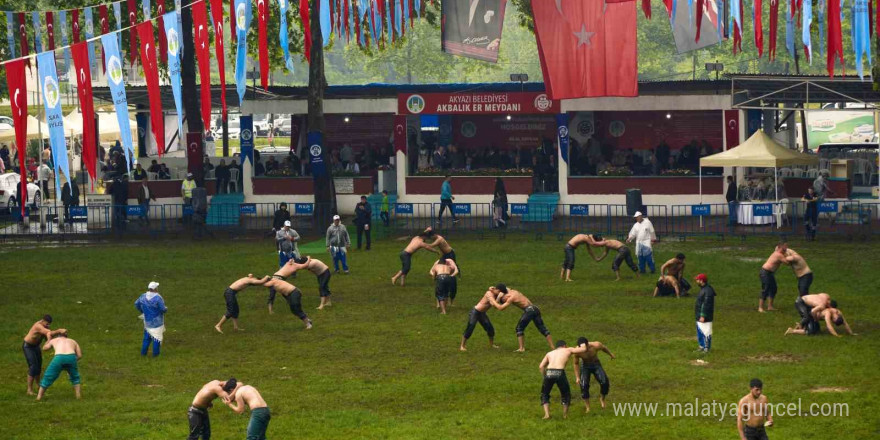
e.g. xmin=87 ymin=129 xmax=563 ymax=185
xmin=309 ymin=0 xmax=337 ymax=226
xmin=181 ymin=5 xmax=204 ymax=181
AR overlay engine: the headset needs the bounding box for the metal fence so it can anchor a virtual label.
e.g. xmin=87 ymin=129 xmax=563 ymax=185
xmin=2 ymin=199 xmax=879 ymax=240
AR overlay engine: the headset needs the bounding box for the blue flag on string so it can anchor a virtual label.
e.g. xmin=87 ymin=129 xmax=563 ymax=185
xmin=671 ymin=0 xmax=677 ymax=24
xmin=688 ymin=0 xmax=694 ymax=23
xmin=852 ymin=0 xmax=872 ymax=79
xmin=278 ymin=0 xmax=294 ymax=71
xmin=730 ymin=0 xmax=741 ymax=37
xmin=785 ymin=0 xmax=795 ymax=57
xmin=385 ymin=0 xmax=392 ymax=41
xmin=556 ymin=114 xmax=569 ymax=164
xmin=715 ymin=0 xmax=723 ymax=40
xmin=84 ymin=8 xmax=97 ymax=75
xmin=319 ymin=0 xmax=330 ymax=45
xmin=374 ymin=0 xmax=382 ymax=40
xmin=307 ymin=132 xmax=327 ymax=178
xmin=142 ymin=0 xmax=152 ymax=18
xmin=58 ymin=11 xmax=69 ymax=72
xmin=31 ymin=13 xmax=42 ymax=53
xmin=349 ymin=0 xmax=355 ymax=41
xmin=394 ymin=0 xmax=401 ymax=36
xmin=5 ymin=12 xmax=15 ymax=58
xmin=163 ymin=11 xmax=185 ymax=142
xmin=817 ymin=0 xmax=825 ymax=57
xmin=175 ymin=0 xmax=183 ymax=57
xmin=101 ymin=34 xmax=135 ymax=171
xmin=113 ymin=2 xmax=123 ymax=51
xmin=402 ymin=0 xmax=409 ymax=28
xmin=358 ymin=0 xmax=367 ymax=46
xmin=235 ymin=0 xmax=252 ymax=105
xmin=37 ymin=52 xmax=70 ymax=196
xmin=415 ymin=0 xmax=420 ymax=18
xmin=802 ymin=0 xmax=812 ymax=63
xmin=240 ymin=116 xmax=254 ymax=165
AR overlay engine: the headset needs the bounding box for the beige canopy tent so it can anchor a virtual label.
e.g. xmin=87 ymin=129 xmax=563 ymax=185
xmin=0 ymin=115 xmax=50 ymax=142
xmin=699 ymin=129 xmax=819 ymax=202
xmin=64 ymin=109 xmax=137 ymax=143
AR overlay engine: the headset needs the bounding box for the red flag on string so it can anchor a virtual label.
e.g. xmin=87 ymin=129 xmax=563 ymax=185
xmin=531 ymin=0 xmax=638 ymax=99
xmin=99 ymin=5 xmax=110 ymax=73
xmin=18 ymin=13 xmax=29 ymax=67
xmin=71 ymin=10 xmax=80 ymax=43
xmin=137 ymin=22 xmax=165 ymax=155
xmin=127 ymin=0 xmax=139 ymax=65
xmin=696 ymin=0 xmax=704 ymax=42
xmin=642 ymin=0 xmax=651 ymax=19
xmin=662 ymin=0 xmax=672 ymax=16
xmin=210 ymin=0 xmax=229 ymax=121
xmin=193 ymin=0 xmax=213 ymax=130
xmin=71 ymin=42 xmax=97 ymax=186
xmin=46 ymin=12 xmax=55 ymax=51
xmin=344 ymin=0 xmax=350 ymax=42
xmin=231 ymin=0 xmax=237 ymax=44
xmin=733 ymin=1 xmax=743 ymax=54
xmin=390 ymin=0 xmax=395 ymax=42
xmin=257 ymin=0 xmax=270 ymax=90
xmin=331 ymin=0 xmax=337 ymax=35
xmin=755 ymin=0 xmax=763 ymax=57
xmin=769 ymin=0 xmax=778 ymax=60
xmin=7 ymin=59 xmax=29 ymax=217
xmin=355 ymin=1 xmax=363 ymax=47
xmin=827 ymin=0 xmax=844 ymax=76
xmin=157 ymin=0 xmax=168 ymax=63
xmin=793 ymin=0 xmax=800 ymax=19
xmin=300 ymin=0 xmax=312 ymax=61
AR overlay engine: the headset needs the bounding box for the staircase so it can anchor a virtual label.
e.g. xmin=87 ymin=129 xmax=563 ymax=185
xmin=207 ymin=193 xmax=245 ymax=226
xmin=522 ymin=193 xmax=559 ymax=222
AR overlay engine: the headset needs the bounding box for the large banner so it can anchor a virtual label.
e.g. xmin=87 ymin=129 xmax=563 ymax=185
xmin=804 ymin=110 xmax=876 ymax=149
xmin=451 ymin=115 xmax=556 ymax=149
xmin=398 ymin=92 xmax=557 ymax=115
xmin=441 ymin=0 xmax=506 ymax=62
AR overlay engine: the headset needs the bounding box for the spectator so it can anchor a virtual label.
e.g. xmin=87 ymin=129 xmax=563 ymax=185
xmin=137 ymin=177 xmax=156 ymax=225
xmin=492 ymin=177 xmax=508 ymax=229
xmin=110 ymin=175 xmax=129 ymax=232
xmin=181 ymin=173 xmax=196 ymax=224
xmin=203 ymin=155 xmax=214 ymax=172
xmin=98 ymin=144 xmax=107 ymax=163
xmin=158 ymin=164 xmax=171 ymax=180
xmin=802 ymin=187 xmax=819 ymax=241
xmin=0 ymin=144 xmax=10 ymax=169
xmin=380 ymin=190 xmax=390 ymax=226
xmin=132 ymin=163 xmax=148 ymax=181
xmin=272 ymin=202 xmax=291 ymax=232
xmin=109 ymin=140 xmax=123 ymax=158
xmin=432 ymin=146 xmax=445 ymax=169
xmin=276 ymin=220 xmax=301 ymax=266
xmin=325 ymin=215 xmax=351 ymax=274
xmin=215 ymin=160 xmax=230 ymax=194
xmin=42 ymin=146 xmax=53 ymax=169
xmin=148 ymin=160 xmax=161 ymax=173
xmin=73 ymin=137 xmax=82 ymax=156
xmin=345 ymin=160 xmax=360 ymax=174
xmin=693 ymin=274 xmax=715 ymax=353
xmin=417 ymin=148 xmax=430 ymax=171
xmin=726 ymin=175 xmax=738 ymax=227
xmin=812 ymin=171 xmax=833 ymax=201
xmin=135 ymin=281 xmax=167 ymax=357
xmin=450 ymin=145 xmax=466 ymax=169
xmin=38 ymin=162 xmax=53 ymax=198
xmin=254 ymin=158 xmax=265 ymax=177
xmin=340 ymin=144 xmax=353 ymax=168
xmin=61 ymin=176 xmax=80 ymax=227
xmin=353 ymin=195 xmax=372 ymax=251
xmin=437 ymin=175 xmax=458 ymax=225
xmin=265 ymin=156 xmax=278 ymax=172
xmin=627 ymin=211 xmax=657 ymax=274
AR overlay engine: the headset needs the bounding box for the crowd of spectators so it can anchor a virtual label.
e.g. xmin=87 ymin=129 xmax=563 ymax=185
xmin=568 ymin=138 xmax=720 ymax=176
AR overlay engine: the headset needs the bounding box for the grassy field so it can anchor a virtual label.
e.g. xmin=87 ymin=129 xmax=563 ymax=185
xmin=1 ymin=234 xmax=878 ymax=439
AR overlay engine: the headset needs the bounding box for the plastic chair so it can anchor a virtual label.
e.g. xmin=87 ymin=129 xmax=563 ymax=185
xmin=791 ymin=168 xmax=804 ymax=178
xmin=806 ymin=169 xmax=820 ymax=178
xmin=778 ymin=168 xmax=793 ymax=177
xmin=205 ymin=170 xmax=215 ymax=179
xmin=229 ymin=168 xmax=240 ymax=193
xmin=148 ymin=172 xmax=159 ymax=181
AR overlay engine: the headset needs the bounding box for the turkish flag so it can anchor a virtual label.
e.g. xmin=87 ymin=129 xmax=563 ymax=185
xmin=724 ymin=110 xmax=740 ymax=150
xmin=769 ymin=0 xmax=778 ymax=60
xmin=827 ymin=0 xmax=844 ymax=76
xmin=662 ymin=0 xmax=672 ymax=16
xmin=695 ymin=0 xmax=703 ymax=42
xmin=127 ymin=0 xmax=139 ymax=65
xmin=257 ymin=0 xmax=270 ymax=90
xmin=157 ymin=1 xmax=168 ymax=64
xmin=531 ymin=0 xmax=638 ymax=99
xmin=46 ymin=12 xmax=55 ymax=51
xmin=18 ymin=13 xmax=29 ymax=68
xmin=393 ymin=115 xmax=407 ymax=154
xmin=137 ymin=22 xmax=165 ymax=155
xmin=344 ymin=0 xmax=350 ymax=42
xmin=301 ymin=0 xmax=312 ymax=62
xmin=71 ymin=42 xmax=98 ymax=186
xmin=642 ymin=0 xmax=651 ymax=19
xmin=755 ymin=0 xmax=763 ymax=57
xmin=193 ymin=0 xmax=213 ymax=131
xmin=99 ymin=6 xmax=110 ymax=73
xmin=6 ymin=59 xmax=29 ymax=217
xmin=210 ymin=0 xmax=229 ymax=121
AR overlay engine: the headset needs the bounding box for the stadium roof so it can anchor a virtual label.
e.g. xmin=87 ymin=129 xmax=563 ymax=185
xmin=729 ymin=74 xmax=880 ymax=110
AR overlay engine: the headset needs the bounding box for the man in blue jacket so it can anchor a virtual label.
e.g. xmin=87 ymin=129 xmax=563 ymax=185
xmin=693 ymin=274 xmax=715 ymax=353
xmin=135 ymin=281 xmax=168 ymax=357
xmin=437 ymin=175 xmax=459 ymax=225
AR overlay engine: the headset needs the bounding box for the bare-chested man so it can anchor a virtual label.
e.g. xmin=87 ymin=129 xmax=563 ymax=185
xmin=460 ymin=289 xmax=501 ymax=351
xmin=224 ymin=382 xmax=271 ymax=440
xmin=736 ymin=378 xmax=773 ymax=440
xmin=783 ymin=248 xmax=813 ymax=296
xmin=538 ymin=340 xmax=588 ymax=419
xmin=266 ymin=256 xmax=301 ymax=314
xmin=424 ymin=227 xmax=461 ymax=292
xmin=36 ymin=331 xmax=82 ymax=401
xmin=572 ymin=336 xmax=616 ymax=412
xmin=391 ymin=231 xmax=440 ymax=286
xmin=785 ymin=294 xmax=855 ymax=337
xmin=758 ymin=242 xmax=787 ymax=312
xmin=589 ymin=235 xmax=639 ymax=280
xmin=660 ymin=253 xmax=690 ymax=294
xmin=261 ymin=278 xmax=314 ymax=329
xmin=430 ymin=258 xmax=459 ymax=314
xmin=560 ymin=234 xmax=601 ymax=281
xmin=22 ymin=314 xmax=65 ymax=395
xmin=215 ymin=275 xmax=271 ymax=333
xmin=488 ymin=284 xmax=554 ymax=352
xmin=653 ymin=275 xmax=681 ymax=298
xmin=287 ymin=256 xmax=334 ymax=310
xmin=187 ymin=379 xmax=236 ymax=440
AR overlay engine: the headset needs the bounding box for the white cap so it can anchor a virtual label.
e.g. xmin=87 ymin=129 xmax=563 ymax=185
xmin=633 ymin=211 xmax=643 ymax=218
xmin=333 ymin=215 xmax=341 ymax=220
xmin=148 ymin=281 xmax=160 ymax=290
xmin=284 ymin=220 xmax=291 ymax=227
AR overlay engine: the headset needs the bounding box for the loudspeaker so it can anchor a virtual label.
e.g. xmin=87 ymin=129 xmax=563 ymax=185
xmin=626 ymin=188 xmax=643 ymax=217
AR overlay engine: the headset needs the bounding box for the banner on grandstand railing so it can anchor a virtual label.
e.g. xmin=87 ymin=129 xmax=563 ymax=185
xmin=239 ymin=203 xmax=257 ymax=214
xmin=441 ymin=0 xmax=506 ymax=62
xmin=511 ymin=203 xmax=528 ymax=215
xmin=294 ymin=203 xmax=314 ymax=214
xmin=452 ymin=203 xmax=471 ymax=215
xmin=570 ymin=204 xmax=589 ymax=216
xmin=691 ymin=205 xmax=711 ymax=216
xmin=818 ymin=201 xmax=839 ymax=213
xmin=398 ymin=92 xmax=557 ymax=115
xmin=753 ymin=203 xmax=773 ymax=216
xmin=395 ymin=203 xmax=414 ymax=214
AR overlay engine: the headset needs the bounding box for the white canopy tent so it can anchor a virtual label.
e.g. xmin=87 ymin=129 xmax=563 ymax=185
xmin=63 ymin=109 xmax=138 ymax=143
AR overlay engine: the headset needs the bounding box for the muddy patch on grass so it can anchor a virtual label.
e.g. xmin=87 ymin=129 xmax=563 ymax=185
xmin=692 ymin=246 xmax=748 ymax=255
xmin=742 ymin=354 xmax=801 ymax=363
xmin=667 ymin=336 xmax=698 ymax=342
xmin=690 ymin=359 xmax=709 ymax=366
xmin=810 ymin=387 xmax=849 ymax=393
xmin=736 ymin=257 xmax=765 ymax=263
xmin=144 ymin=384 xmax=164 ymax=388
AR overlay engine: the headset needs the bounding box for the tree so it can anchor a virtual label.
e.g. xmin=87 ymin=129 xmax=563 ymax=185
xmin=308 ymin=0 xmax=337 ymax=224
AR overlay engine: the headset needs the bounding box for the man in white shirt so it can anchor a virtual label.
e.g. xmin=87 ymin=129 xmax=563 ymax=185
xmin=626 ymin=211 xmax=657 ymax=274
xmin=38 ymin=163 xmax=53 ymax=198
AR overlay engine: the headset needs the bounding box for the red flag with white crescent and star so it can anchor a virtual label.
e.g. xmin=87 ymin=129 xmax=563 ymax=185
xmin=301 ymin=0 xmax=312 ymax=62
xmin=663 ymin=0 xmax=672 ymax=16
xmin=71 ymin=42 xmax=97 ymax=186
xmin=754 ymin=0 xmax=763 ymax=57
xmin=137 ymin=22 xmax=165 ymax=155
xmin=6 ymin=59 xmax=29 ymax=217
xmin=99 ymin=5 xmax=110 ymax=73
xmin=393 ymin=115 xmax=407 ymax=154
xmin=257 ymin=0 xmax=270 ymax=90
xmin=193 ymin=0 xmax=213 ymax=130
xmin=210 ymin=0 xmax=229 ymax=121
xmin=127 ymin=0 xmax=139 ymax=65
xmin=642 ymin=0 xmax=651 ymax=18
xmin=18 ymin=13 xmax=30 ymax=68
xmin=46 ymin=12 xmax=55 ymax=51
xmin=157 ymin=0 xmax=168 ymax=63
xmin=769 ymin=0 xmax=778 ymax=60
xmin=531 ymin=0 xmax=638 ymax=98
xmin=827 ymin=0 xmax=844 ymax=76
xmin=696 ymin=0 xmax=704 ymax=42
